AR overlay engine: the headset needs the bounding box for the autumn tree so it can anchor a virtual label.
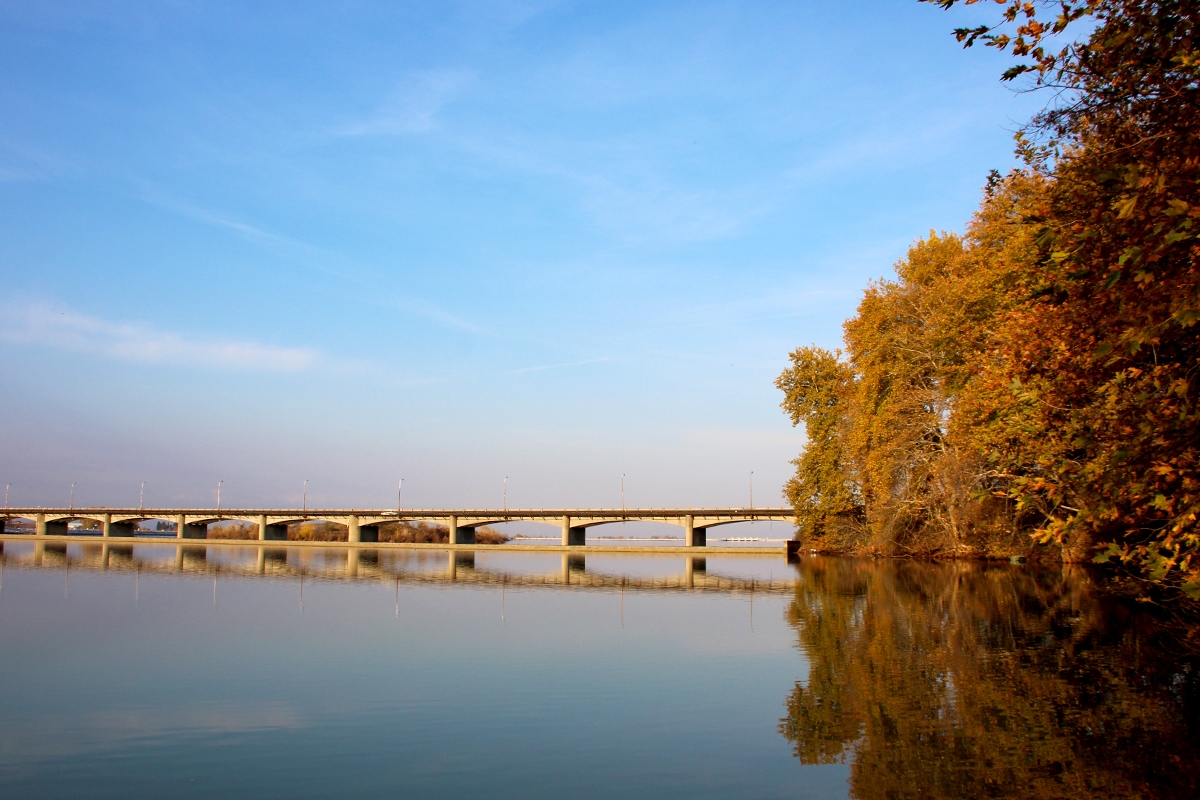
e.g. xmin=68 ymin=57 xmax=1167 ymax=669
xmin=778 ymin=174 xmax=1050 ymax=556
xmin=776 ymin=348 xmax=862 ymax=546
xmin=927 ymin=0 xmax=1200 ymax=591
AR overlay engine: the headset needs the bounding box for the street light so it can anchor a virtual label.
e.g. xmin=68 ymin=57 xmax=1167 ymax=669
xmin=4 ymin=484 xmax=9 ymax=511
xmin=398 ymin=478 xmax=403 ymax=513
xmin=70 ymin=483 xmax=76 ymax=510
xmin=503 ymin=477 xmax=508 ymax=513
xmin=302 ymin=479 xmax=308 ymax=512
xmin=750 ymin=472 xmax=754 ymax=513
xmin=140 ymin=481 xmax=146 ymax=511
xmin=216 ymin=480 xmax=223 ymax=514
xmin=621 ymin=474 xmax=626 ymax=517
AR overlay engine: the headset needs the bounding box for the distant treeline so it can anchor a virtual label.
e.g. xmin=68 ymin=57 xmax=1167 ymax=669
xmin=778 ymin=2 xmax=1199 ymax=596
xmin=208 ymin=520 xmax=512 ymax=545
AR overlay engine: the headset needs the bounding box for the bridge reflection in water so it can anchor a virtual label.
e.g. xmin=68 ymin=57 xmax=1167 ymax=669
xmin=0 ymin=540 xmax=794 ymax=595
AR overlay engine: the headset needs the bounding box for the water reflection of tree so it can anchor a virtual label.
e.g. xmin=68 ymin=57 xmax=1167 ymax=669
xmin=778 ymin=557 xmax=1200 ymax=799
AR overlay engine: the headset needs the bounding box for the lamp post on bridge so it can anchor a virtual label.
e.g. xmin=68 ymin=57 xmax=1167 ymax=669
xmin=217 ymin=480 xmax=223 ymax=515
xmin=302 ymin=479 xmax=308 ymax=512
xmin=4 ymin=484 xmax=9 ymax=511
xmin=503 ymin=477 xmax=508 ymax=514
xmin=70 ymin=483 xmax=76 ymax=510
xmin=398 ymin=478 xmax=403 ymax=513
xmin=622 ymin=474 xmax=626 ymax=519
xmin=140 ymin=481 xmax=146 ymax=511
xmin=750 ymin=472 xmax=755 ymax=520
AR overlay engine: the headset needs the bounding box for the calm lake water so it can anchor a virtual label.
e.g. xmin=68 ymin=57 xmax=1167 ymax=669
xmin=0 ymin=541 xmax=1197 ymax=799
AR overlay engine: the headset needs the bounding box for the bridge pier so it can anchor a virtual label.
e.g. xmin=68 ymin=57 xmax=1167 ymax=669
xmin=103 ymin=513 xmax=136 ymax=538
xmin=448 ymin=515 xmax=476 ymax=545
xmin=258 ymin=515 xmax=287 ymax=541
xmin=176 ymin=515 xmax=207 ymax=539
xmin=683 ymin=515 xmax=706 ymax=547
xmin=562 ymin=516 xmax=586 ymax=546
xmin=347 ymin=516 xmax=380 ymax=544
xmin=36 ymin=514 xmax=68 ymax=536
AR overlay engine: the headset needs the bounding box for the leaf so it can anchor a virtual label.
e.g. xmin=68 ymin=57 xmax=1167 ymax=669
xmin=1115 ymin=195 xmax=1138 ymax=218
xmin=1172 ymin=308 xmax=1200 ymax=327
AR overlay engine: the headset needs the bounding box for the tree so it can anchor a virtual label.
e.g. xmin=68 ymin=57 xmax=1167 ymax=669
xmin=777 ymin=175 xmax=1049 ymax=557
xmin=775 ymin=347 xmax=862 ymax=546
xmin=928 ymin=0 xmax=1200 ymax=591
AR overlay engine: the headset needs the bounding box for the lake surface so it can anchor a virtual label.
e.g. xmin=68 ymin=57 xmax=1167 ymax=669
xmin=0 ymin=541 xmax=1197 ymax=799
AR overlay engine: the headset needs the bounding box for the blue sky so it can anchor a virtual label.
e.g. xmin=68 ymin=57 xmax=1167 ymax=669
xmin=0 ymin=1 xmax=1038 ymax=515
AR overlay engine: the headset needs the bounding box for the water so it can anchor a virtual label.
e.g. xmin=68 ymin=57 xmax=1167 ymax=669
xmin=0 ymin=541 xmax=1196 ymax=799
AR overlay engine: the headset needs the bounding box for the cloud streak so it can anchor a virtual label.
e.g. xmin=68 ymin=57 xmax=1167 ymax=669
xmin=0 ymin=303 xmax=319 ymax=372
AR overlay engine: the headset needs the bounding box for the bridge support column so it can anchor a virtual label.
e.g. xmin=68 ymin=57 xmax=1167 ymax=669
xmin=447 ymin=515 xmax=476 ymax=545
xmin=103 ymin=513 xmax=136 ymax=538
xmin=177 ymin=515 xmax=207 ymax=539
xmin=562 ymin=516 xmax=586 ymax=546
xmin=684 ymin=515 xmax=706 ymax=547
xmin=37 ymin=514 xmax=67 ymax=536
xmin=346 ymin=515 xmax=377 ymax=543
xmin=258 ymin=515 xmax=287 ymax=541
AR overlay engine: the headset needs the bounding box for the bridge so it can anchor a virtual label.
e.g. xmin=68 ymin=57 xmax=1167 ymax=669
xmin=0 ymin=507 xmax=794 ymax=547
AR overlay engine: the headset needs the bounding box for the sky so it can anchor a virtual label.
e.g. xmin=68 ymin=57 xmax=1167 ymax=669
xmin=0 ymin=0 xmax=1042 ymax=518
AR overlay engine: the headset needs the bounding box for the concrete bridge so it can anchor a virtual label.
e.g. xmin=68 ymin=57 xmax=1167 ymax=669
xmin=0 ymin=507 xmax=794 ymax=547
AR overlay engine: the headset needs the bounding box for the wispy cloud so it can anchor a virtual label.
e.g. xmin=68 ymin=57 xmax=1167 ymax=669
xmin=0 ymin=303 xmax=320 ymax=372
xmin=138 ymin=187 xmax=493 ymax=337
xmin=338 ymin=70 xmax=475 ymax=136
xmin=137 ymin=186 xmax=345 ymax=268
xmin=513 ymin=357 xmax=611 ymax=374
